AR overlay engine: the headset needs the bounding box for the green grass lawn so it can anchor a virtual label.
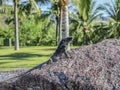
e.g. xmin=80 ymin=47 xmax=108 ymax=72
xmin=0 ymin=46 xmax=56 ymax=71
xmin=0 ymin=46 xmax=79 ymax=71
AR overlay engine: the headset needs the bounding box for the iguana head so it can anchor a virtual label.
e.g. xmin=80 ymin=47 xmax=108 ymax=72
xmin=64 ymin=37 xmax=72 ymax=42
xmin=61 ymin=36 xmax=73 ymax=45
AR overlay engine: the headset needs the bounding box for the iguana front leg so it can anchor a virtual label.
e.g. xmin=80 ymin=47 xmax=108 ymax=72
xmin=64 ymin=45 xmax=70 ymax=58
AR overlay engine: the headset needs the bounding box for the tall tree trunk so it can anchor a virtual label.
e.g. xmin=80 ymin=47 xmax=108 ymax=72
xmin=56 ymin=15 xmax=59 ymax=45
xmin=60 ymin=0 xmax=69 ymax=49
xmin=59 ymin=5 xmax=62 ymax=42
xmin=83 ymin=27 xmax=88 ymax=45
xmin=61 ymin=0 xmax=69 ymax=39
xmin=14 ymin=0 xmax=19 ymax=50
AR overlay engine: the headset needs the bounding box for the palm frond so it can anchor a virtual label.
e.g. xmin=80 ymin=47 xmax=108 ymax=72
xmin=29 ymin=0 xmax=41 ymax=15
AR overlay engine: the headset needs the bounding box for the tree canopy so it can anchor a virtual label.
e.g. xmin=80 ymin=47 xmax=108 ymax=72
xmin=0 ymin=0 xmax=119 ymax=47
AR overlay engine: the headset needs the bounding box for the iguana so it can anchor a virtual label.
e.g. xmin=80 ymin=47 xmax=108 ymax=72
xmin=2 ymin=37 xmax=72 ymax=81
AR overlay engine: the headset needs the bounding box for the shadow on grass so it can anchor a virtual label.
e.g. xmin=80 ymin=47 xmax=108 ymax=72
xmin=0 ymin=52 xmax=52 ymax=60
xmin=0 ymin=62 xmax=13 ymax=65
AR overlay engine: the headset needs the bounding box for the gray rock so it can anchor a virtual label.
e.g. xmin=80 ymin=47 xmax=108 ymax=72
xmin=0 ymin=39 xmax=120 ymax=90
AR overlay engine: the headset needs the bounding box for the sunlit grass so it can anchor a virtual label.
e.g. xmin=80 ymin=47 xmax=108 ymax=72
xmin=0 ymin=46 xmax=56 ymax=71
xmin=0 ymin=46 xmax=79 ymax=71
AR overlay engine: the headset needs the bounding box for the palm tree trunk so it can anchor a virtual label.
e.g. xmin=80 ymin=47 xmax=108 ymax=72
xmin=56 ymin=15 xmax=59 ymax=45
xmin=14 ymin=0 xmax=19 ymax=50
xmin=60 ymin=0 xmax=70 ymax=49
xmin=61 ymin=0 xmax=69 ymax=39
xmin=59 ymin=5 xmax=62 ymax=42
xmin=83 ymin=27 xmax=88 ymax=45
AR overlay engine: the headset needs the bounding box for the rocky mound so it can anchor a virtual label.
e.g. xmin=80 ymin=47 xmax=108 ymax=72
xmin=0 ymin=39 xmax=120 ymax=90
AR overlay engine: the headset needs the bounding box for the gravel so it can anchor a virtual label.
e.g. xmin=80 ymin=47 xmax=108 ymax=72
xmin=0 ymin=39 xmax=120 ymax=90
xmin=0 ymin=68 xmax=28 ymax=82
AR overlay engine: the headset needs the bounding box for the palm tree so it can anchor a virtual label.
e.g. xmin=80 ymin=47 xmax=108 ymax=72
xmin=71 ymin=0 xmax=101 ymax=45
xmin=1 ymin=0 xmax=23 ymax=50
xmin=13 ymin=0 xmax=42 ymax=50
xmin=103 ymin=0 xmax=120 ymax=23
xmin=51 ymin=0 xmax=70 ymax=48
xmin=104 ymin=0 xmax=120 ymax=21
xmin=103 ymin=0 xmax=120 ymax=35
xmin=50 ymin=1 xmax=60 ymax=45
xmin=1 ymin=0 xmax=48 ymax=50
xmin=53 ymin=0 xmax=70 ymax=49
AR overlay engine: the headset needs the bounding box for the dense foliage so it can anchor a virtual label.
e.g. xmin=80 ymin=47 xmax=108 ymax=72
xmin=0 ymin=0 xmax=120 ymax=46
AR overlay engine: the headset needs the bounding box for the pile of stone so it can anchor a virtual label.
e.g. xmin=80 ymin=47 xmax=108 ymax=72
xmin=0 ymin=39 xmax=120 ymax=90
